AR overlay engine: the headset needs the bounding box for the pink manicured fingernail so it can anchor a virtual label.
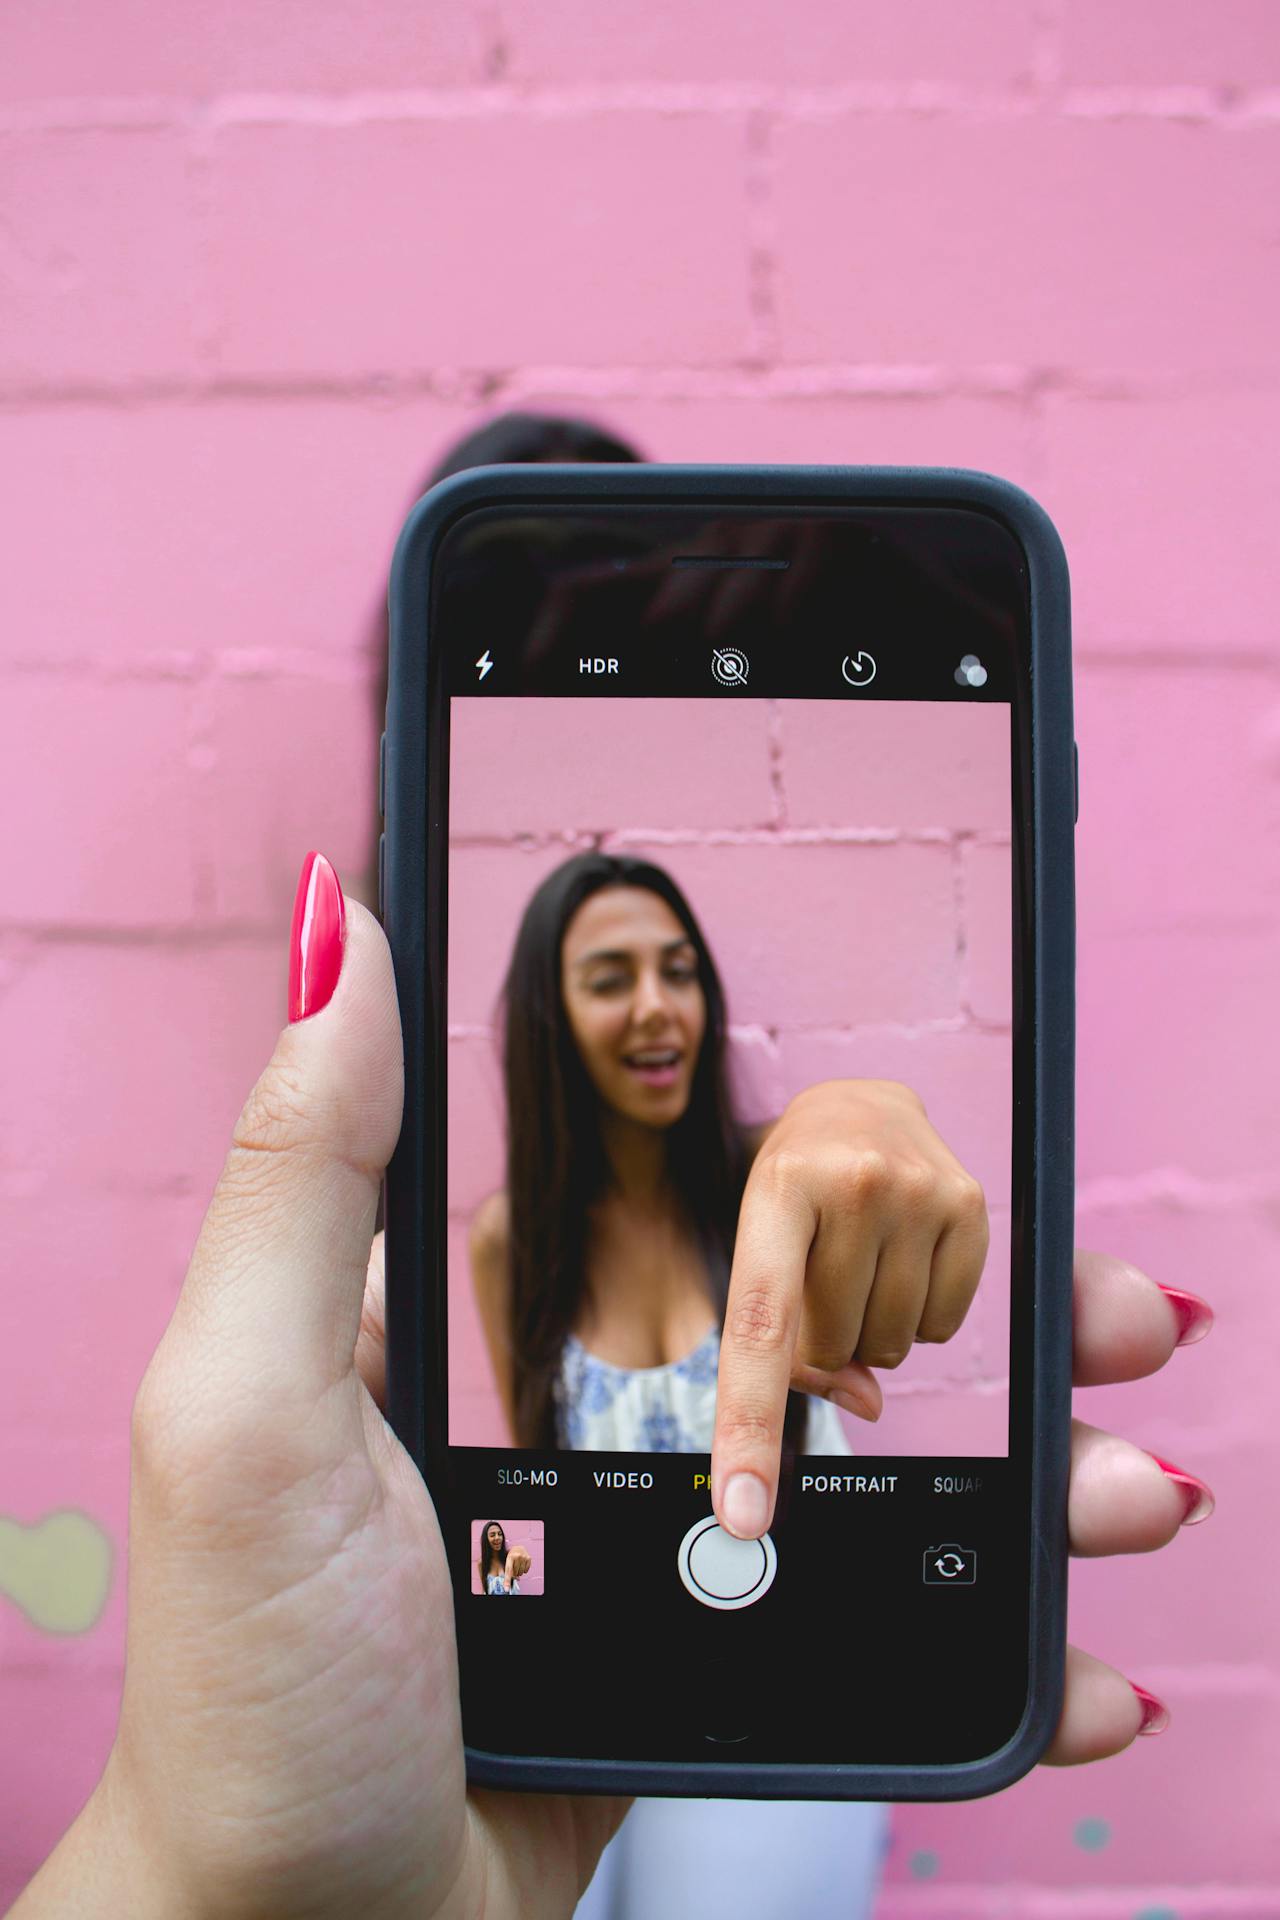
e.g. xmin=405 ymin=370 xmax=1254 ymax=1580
xmin=832 ymin=1389 xmax=881 ymax=1423
xmin=1130 ymin=1681 xmax=1171 ymax=1736
xmin=1151 ymin=1455 xmax=1215 ymax=1526
xmin=1156 ymin=1283 xmax=1214 ymax=1347
xmin=289 ymin=852 xmax=346 ymax=1023
xmin=721 ymin=1473 xmax=769 ymax=1540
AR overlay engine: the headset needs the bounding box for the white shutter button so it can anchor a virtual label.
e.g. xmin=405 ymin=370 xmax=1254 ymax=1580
xmin=677 ymin=1516 xmax=778 ymax=1610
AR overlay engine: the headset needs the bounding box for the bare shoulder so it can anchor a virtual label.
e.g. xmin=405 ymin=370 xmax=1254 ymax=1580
xmin=469 ymin=1191 xmax=511 ymax=1277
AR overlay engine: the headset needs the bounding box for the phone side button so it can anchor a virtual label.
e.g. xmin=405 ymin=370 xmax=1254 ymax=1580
xmin=379 ymin=730 xmax=387 ymax=819
xmin=377 ymin=831 xmax=385 ymax=918
xmin=1074 ymin=740 xmax=1079 ymax=824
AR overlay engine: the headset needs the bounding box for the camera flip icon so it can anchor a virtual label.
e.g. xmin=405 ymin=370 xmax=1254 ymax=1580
xmin=923 ymin=1543 xmax=978 ymax=1585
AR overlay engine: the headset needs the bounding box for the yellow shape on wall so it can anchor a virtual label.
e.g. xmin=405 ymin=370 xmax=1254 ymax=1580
xmin=0 ymin=1510 xmax=113 ymax=1634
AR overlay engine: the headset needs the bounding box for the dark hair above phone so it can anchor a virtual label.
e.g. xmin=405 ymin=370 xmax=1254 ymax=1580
xmin=428 ymin=411 xmax=644 ymax=481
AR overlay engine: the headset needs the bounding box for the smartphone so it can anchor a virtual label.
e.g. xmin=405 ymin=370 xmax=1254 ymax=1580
xmin=381 ymin=465 xmax=1074 ymax=1800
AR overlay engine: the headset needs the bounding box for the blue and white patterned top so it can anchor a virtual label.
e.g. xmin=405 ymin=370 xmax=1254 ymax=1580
xmin=485 ymin=1573 xmax=521 ymax=1595
xmin=553 ymin=1324 xmax=854 ymax=1454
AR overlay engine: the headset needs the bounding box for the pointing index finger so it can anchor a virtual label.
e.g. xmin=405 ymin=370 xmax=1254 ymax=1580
xmin=711 ymin=1163 xmax=816 ymax=1539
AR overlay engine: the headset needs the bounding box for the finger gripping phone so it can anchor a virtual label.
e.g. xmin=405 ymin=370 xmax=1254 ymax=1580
xmin=382 ymin=465 xmax=1074 ymax=1800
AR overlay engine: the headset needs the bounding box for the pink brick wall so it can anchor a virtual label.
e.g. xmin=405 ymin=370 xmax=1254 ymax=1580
xmin=2 ymin=4 xmax=1276 ymax=1913
xmin=447 ymin=697 xmax=1011 ymax=1455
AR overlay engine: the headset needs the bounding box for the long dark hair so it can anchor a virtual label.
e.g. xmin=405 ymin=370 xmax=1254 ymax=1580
xmin=478 ymin=1520 xmax=508 ymax=1590
xmin=500 ymin=851 xmax=808 ymax=1459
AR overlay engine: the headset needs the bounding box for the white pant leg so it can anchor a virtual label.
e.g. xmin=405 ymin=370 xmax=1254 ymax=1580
xmin=575 ymin=1797 xmax=889 ymax=1920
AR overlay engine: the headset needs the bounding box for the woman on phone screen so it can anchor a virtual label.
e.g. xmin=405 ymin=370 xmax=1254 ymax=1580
xmin=477 ymin=1520 xmax=529 ymax=1594
xmin=469 ymin=850 xmax=949 ymax=1459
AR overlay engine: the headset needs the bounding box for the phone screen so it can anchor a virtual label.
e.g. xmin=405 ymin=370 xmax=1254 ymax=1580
xmin=424 ymin=502 xmax=1036 ymax=1774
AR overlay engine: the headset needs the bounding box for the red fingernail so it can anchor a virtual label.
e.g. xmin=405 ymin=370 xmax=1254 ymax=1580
xmin=289 ymin=852 xmax=346 ymax=1023
xmin=1130 ymin=1681 xmax=1171 ymax=1736
xmin=1156 ymin=1283 xmax=1214 ymax=1347
xmin=1151 ymin=1455 xmax=1215 ymax=1526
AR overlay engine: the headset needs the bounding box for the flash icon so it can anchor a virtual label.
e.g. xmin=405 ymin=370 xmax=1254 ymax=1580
xmin=476 ymin=650 xmax=494 ymax=682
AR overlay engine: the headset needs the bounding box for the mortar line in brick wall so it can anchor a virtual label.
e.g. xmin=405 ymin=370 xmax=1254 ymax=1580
xmin=2 ymin=1167 xmax=263 ymax=1201
xmin=732 ymin=1024 xmax=780 ymax=1047
xmin=450 ymin=1016 xmax=1006 ymax=1042
xmin=874 ymin=1887 xmax=1280 ymax=1919
xmin=880 ymin=1372 xmax=1008 ymax=1398
xmin=477 ymin=3 xmax=507 ymax=86
xmin=0 ymin=653 xmax=379 ymax=687
xmin=1075 ymin=1167 xmax=1277 ymax=1211
xmin=0 ymin=367 xmax=501 ymax=407
xmin=1085 ymin=913 xmax=1280 ymax=936
xmin=1114 ymin=1663 xmax=1280 ymax=1696
xmin=765 ymin=698 xmax=788 ymax=828
xmin=780 ymin=84 xmax=1054 ymax=123
xmin=1029 ymin=0 xmax=1063 ymax=102
xmin=953 ymin=832 xmax=972 ymax=1018
xmin=0 ymin=99 xmax=184 ymax=133
xmin=460 ymin=821 xmax=997 ymax=852
xmin=743 ymin=110 xmax=779 ymax=367
xmin=0 ymin=1639 xmax=126 ymax=1679
xmin=496 ymin=362 xmax=1249 ymax=401
xmin=1022 ymin=369 xmax=1051 ymax=495
xmin=1062 ymin=85 xmax=1280 ymax=127
xmin=5 ymin=364 xmax=1274 ymax=408
xmin=957 ymin=1015 xmax=1014 ymax=1037
xmin=1074 ymin=645 xmax=1280 ymax=671
xmin=589 ymin=826 xmax=986 ymax=846
xmin=134 ymin=87 xmax=1081 ymax=127
xmin=0 ymin=924 xmax=287 ymax=948
xmin=453 ymin=828 xmax=892 ymax=848
xmin=967 ymin=1298 xmax=986 ymax=1382
xmin=770 ymin=1018 xmax=1014 ymax=1039
xmin=186 ymin=109 xmax=222 ymax=375
xmin=1 ymin=653 xmax=204 ymax=681
xmin=211 ymin=648 xmax=381 ymax=684
xmin=6 ymin=83 xmax=1278 ymax=139
xmin=186 ymin=660 xmax=220 ymax=920
xmin=221 ymin=81 xmax=1280 ymax=128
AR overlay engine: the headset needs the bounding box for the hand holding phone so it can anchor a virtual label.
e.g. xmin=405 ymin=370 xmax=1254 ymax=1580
xmin=711 ymin=1076 xmax=989 ymax=1542
xmin=35 ymin=842 xmax=1206 ymax=1913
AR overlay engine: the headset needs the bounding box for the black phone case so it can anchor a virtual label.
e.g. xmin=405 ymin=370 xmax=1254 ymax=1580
xmin=382 ymin=463 xmax=1074 ymax=1802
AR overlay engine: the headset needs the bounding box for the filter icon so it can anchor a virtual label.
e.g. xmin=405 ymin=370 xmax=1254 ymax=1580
xmin=955 ymin=654 xmax=987 ymax=688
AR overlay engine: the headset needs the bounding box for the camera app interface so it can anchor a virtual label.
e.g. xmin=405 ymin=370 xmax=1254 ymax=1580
xmin=434 ymin=505 xmax=1033 ymax=1770
xmin=446 ymin=584 xmax=1013 ymax=1464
